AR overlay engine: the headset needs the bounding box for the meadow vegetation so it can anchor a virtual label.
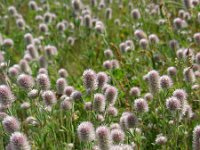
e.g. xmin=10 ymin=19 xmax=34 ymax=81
xmin=0 ymin=0 xmax=200 ymax=149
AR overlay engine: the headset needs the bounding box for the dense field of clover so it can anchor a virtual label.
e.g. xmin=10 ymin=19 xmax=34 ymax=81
xmin=0 ymin=0 xmax=199 ymax=149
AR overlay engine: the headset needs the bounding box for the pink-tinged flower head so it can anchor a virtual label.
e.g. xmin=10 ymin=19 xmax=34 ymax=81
xmin=103 ymin=60 xmax=112 ymax=69
xmin=173 ymin=18 xmax=184 ymax=30
xmin=58 ymin=68 xmax=68 ymax=78
xmin=149 ymin=34 xmax=159 ymax=44
xmin=3 ymin=39 xmax=14 ymax=47
xmin=125 ymin=40 xmax=135 ymax=52
xmin=134 ymin=29 xmax=147 ymax=40
xmin=56 ymin=78 xmax=67 ymax=95
xmin=144 ymin=93 xmax=153 ymax=101
xmin=125 ymin=46 xmax=133 ymax=53
xmin=96 ymin=126 xmax=111 ymax=150
xmin=8 ymin=67 xmax=20 ymax=77
xmin=107 ymin=106 xmax=118 ymax=117
xmin=184 ymin=12 xmax=191 ymax=20
xmin=23 ymin=54 xmax=32 ymax=62
xmin=93 ymin=93 xmax=106 ymax=113
xmin=33 ymin=38 xmax=41 ymax=46
xmin=176 ymin=49 xmax=184 ymax=59
xmin=129 ymin=87 xmax=141 ymax=97
xmin=134 ymin=98 xmax=149 ymax=113
xmin=24 ymin=33 xmax=33 ymax=45
xmin=71 ymin=90 xmax=82 ymax=101
xmin=64 ymin=86 xmax=74 ymax=96
xmin=38 ymin=68 xmax=48 ymax=75
xmin=60 ymin=99 xmax=72 ymax=111
xmin=183 ymin=67 xmax=196 ymax=83
xmin=27 ymin=44 xmax=39 ymax=59
xmin=155 ymin=134 xmax=167 ymax=145
xmin=82 ymin=69 xmax=97 ymax=91
xmin=77 ymin=122 xmax=95 ymax=142
xmin=28 ymin=89 xmax=38 ymax=99
xmin=83 ymin=15 xmax=92 ymax=28
xmin=97 ymin=72 xmax=109 ymax=89
xmin=16 ymin=18 xmax=25 ymax=29
xmin=72 ymin=0 xmax=81 ymax=11
xmin=8 ymin=6 xmax=17 ymax=16
xmin=119 ymin=42 xmax=126 ymax=53
xmin=139 ymin=39 xmax=148 ymax=49
xmin=44 ymin=12 xmax=52 ymax=24
xmin=84 ymin=102 xmax=93 ymax=111
xmin=96 ymin=114 xmax=104 ymax=122
xmin=166 ymin=97 xmax=181 ymax=111
xmin=39 ymin=23 xmax=48 ymax=33
xmin=178 ymin=10 xmax=185 ymax=18
xmin=17 ymin=74 xmax=34 ymax=90
xmin=104 ymin=49 xmax=113 ymax=58
xmin=42 ymin=90 xmax=56 ymax=107
xmin=10 ymin=132 xmax=30 ymax=150
xmin=112 ymin=60 xmax=120 ymax=69
xmin=39 ymin=56 xmax=48 ymax=68
xmin=19 ymin=59 xmax=32 ymax=74
xmin=119 ymin=116 xmax=128 ymax=130
xmin=131 ymin=9 xmax=141 ymax=20
xmin=13 ymin=64 xmax=21 ymax=72
xmin=102 ymin=84 xmax=111 ymax=94
xmin=99 ymin=0 xmax=105 ymax=9
xmin=3 ymin=116 xmax=20 ymax=133
xmin=160 ymin=75 xmax=173 ymax=89
xmin=193 ymin=125 xmax=200 ymax=150
xmin=173 ymin=89 xmax=187 ymax=103
xmin=192 ymin=0 xmax=199 ymax=6
xmin=105 ymin=86 xmax=118 ymax=105
xmin=95 ymin=21 xmax=105 ymax=33
xmin=28 ymin=1 xmax=38 ymax=10
xmin=183 ymin=48 xmax=194 ymax=60
xmin=56 ymin=22 xmax=66 ymax=32
xmin=124 ymin=113 xmax=138 ymax=129
xmin=0 ymin=85 xmax=15 ymax=106
xmin=126 ymin=40 xmax=134 ymax=49
xmin=105 ymin=8 xmax=112 ymax=20
xmin=67 ymin=37 xmax=75 ymax=46
xmin=51 ymin=13 xmax=57 ymax=21
xmin=167 ymin=67 xmax=177 ymax=77
xmin=182 ymin=103 xmax=194 ymax=119
xmin=169 ymin=40 xmax=179 ymax=51
xmin=36 ymin=74 xmax=50 ymax=90
xmin=147 ymin=70 xmax=160 ymax=95
xmin=111 ymin=129 xmax=125 ymax=144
